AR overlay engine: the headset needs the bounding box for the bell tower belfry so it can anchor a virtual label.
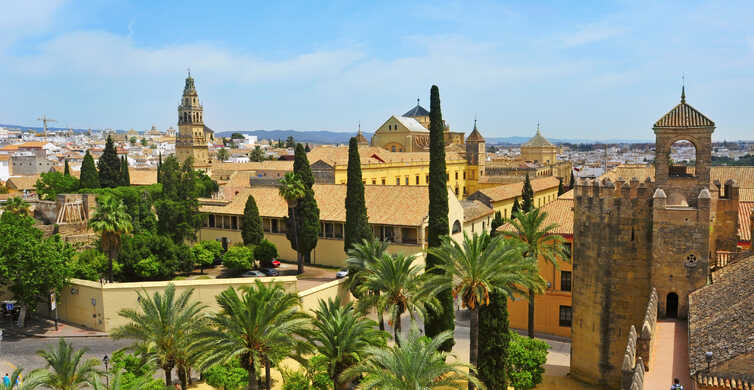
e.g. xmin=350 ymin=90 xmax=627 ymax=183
xmin=176 ymin=70 xmax=211 ymax=167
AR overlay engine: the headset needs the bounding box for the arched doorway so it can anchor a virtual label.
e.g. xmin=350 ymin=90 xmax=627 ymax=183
xmin=666 ymin=292 xmax=679 ymax=318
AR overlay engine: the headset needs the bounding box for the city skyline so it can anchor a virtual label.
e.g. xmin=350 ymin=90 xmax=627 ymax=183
xmin=2 ymin=1 xmax=754 ymax=140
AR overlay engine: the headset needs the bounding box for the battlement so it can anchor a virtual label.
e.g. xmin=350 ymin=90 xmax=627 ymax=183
xmin=574 ymin=176 xmax=654 ymax=204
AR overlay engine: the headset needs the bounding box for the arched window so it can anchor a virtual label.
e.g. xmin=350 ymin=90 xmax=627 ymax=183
xmin=452 ymin=220 xmax=462 ymax=234
xmin=668 ymin=140 xmax=696 ymax=178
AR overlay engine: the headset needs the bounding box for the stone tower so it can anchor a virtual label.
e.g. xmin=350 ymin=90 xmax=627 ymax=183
xmin=570 ymin=88 xmax=714 ymax=388
xmin=176 ymin=71 xmax=211 ymax=167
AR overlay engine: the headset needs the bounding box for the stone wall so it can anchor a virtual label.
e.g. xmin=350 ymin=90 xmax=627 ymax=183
xmin=712 ymin=180 xmax=740 ymax=252
xmin=637 ymin=288 xmax=658 ymax=369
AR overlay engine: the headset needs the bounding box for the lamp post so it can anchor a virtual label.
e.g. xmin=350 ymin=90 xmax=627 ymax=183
xmin=705 ymin=351 xmax=713 ymax=373
xmin=102 ymin=355 xmax=109 ymax=386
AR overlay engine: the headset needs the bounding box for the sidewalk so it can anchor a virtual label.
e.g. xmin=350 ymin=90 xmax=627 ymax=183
xmin=1 ymin=316 xmax=107 ymax=339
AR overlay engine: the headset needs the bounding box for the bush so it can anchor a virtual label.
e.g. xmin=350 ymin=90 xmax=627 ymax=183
xmin=71 ymin=248 xmax=111 ymax=281
xmin=204 ymin=361 xmax=248 ymax=390
xmin=223 ymin=246 xmax=255 ymax=274
xmin=200 ymin=240 xmax=224 ymax=263
xmin=117 ymin=232 xmax=180 ymax=281
xmin=192 ymin=244 xmax=214 ymax=273
xmin=110 ymin=351 xmax=164 ymax=390
xmin=508 ymin=332 xmax=549 ymax=390
xmin=281 ymin=355 xmax=332 ymax=390
xmin=254 ymin=240 xmax=278 ymax=268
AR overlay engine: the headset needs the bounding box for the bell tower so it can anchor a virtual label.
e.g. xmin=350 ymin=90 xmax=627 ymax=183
xmin=176 ymin=70 xmax=211 ymax=167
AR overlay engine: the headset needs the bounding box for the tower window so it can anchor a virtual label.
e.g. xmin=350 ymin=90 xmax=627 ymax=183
xmin=561 ymin=271 xmax=572 ymax=292
xmin=416 ymin=175 xmax=420 ymax=185
xmin=559 ymin=306 xmax=572 ymax=327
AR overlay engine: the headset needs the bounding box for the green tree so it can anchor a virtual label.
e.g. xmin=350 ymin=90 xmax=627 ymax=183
xmin=223 ymin=246 xmax=255 ymax=274
xmin=111 ymin=284 xmax=205 ymax=388
xmin=193 ymin=282 xmax=309 ymax=390
xmin=304 ymin=143 xmax=311 ymax=152
xmin=241 ymin=195 xmax=264 ymax=246
xmin=155 ymin=156 xmax=209 ymax=244
xmin=35 ymin=171 xmax=79 ymax=200
xmin=521 ymin=174 xmax=534 ymax=212
xmin=117 ymin=232 xmax=183 ymax=281
xmin=2 ymin=196 xmax=30 ymax=215
xmin=489 ymin=211 xmax=504 ymax=237
xmin=293 ymin=143 xmax=314 ymax=188
xmin=355 ymin=253 xmax=440 ymax=345
xmin=70 ymin=248 xmax=110 ymax=281
xmin=80 ymin=150 xmax=100 ymax=189
xmin=502 ymin=208 xmax=567 ymax=338
xmin=477 ymin=288 xmax=512 ymax=390
xmin=557 ymin=178 xmax=564 ymax=196
xmin=157 ymin=153 xmax=162 ymax=183
xmin=425 ymin=84 xmax=455 ymax=351
xmin=98 ymin=136 xmax=122 ymax=188
xmin=511 ymin=198 xmax=520 ymax=219
xmin=285 ymin=136 xmax=295 ymax=148
xmin=428 ymin=232 xmax=542 ymax=390
xmin=341 ymin=329 xmax=483 ymax=390
xmin=141 ymin=138 xmax=148 ymax=147
xmin=283 ymin=147 xmax=321 ymax=275
xmin=249 ymin=146 xmax=265 ymax=162
xmin=203 ymin=361 xmax=248 ymax=390
xmin=64 ymin=159 xmax=70 ymax=176
xmin=254 ymin=239 xmax=278 ymax=268
xmin=192 ymin=243 xmax=214 ymax=274
xmin=129 ymin=136 xmax=137 ymax=145
xmin=231 ymin=133 xmax=245 ymax=140
xmin=507 ymin=332 xmax=548 ymax=390
xmin=89 ymin=196 xmax=133 ymax=282
xmin=35 ymin=339 xmax=100 ymax=390
xmin=217 ymin=148 xmax=230 ymax=162
xmin=89 ymin=370 xmax=156 ymax=390
xmin=346 ymin=239 xmax=389 ymax=330
xmin=344 ymin=137 xmax=372 ymax=252
xmin=120 ymin=157 xmax=130 ymax=186
xmin=280 ymin=355 xmax=331 ymax=390
xmin=200 ymin=240 xmax=224 ymax=263
xmin=303 ymin=297 xmax=386 ymax=389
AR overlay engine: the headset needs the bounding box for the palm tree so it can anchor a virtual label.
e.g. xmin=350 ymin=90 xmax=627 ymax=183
xmin=89 ymin=370 xmax=151 ymax=390
xmin=193 ymin=281 xmax=309 ymax=390
xmin=88 ymin=196 xmax=133 ymax=281
xmin=110 ymin=284 xmax=205 ymax=388
xmin=2 ymin=196 xmax=31 ymax=216
xmin=303 ymin=297 xmax=386 ymax=389
xmin=428 ymin=232 xmax=544 ymax=390
xmin=34 ymin=339 xmax=101 ymax=390
xmin=0 ymin=368 xmax=43 ymax=390
xmin=346 ymin=238 xmax=389 ymax=330
xmin=341 ymin=329 xmax=484 ymax=390
xmin=355 ymin=253 xmax=441 ymax=345
xmin=278 ymin=172 xmax=306 ymax=274
xmin=502 ymin=208 xmax=568 ymax=338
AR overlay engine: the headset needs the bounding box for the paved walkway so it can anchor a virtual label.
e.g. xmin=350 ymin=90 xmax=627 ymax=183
xmin=644 ymin=320 xmax=690 ymax=390
xmin=1 ymin=316 xmax=106 ymax=339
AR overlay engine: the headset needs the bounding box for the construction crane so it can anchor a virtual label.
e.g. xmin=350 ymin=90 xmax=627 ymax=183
xmin=37 ymin=114 xmax=57 ymax=141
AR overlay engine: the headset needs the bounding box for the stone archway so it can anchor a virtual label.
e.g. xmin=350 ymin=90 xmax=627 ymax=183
xmin=666 ymin=292 xmax=679 ymax=318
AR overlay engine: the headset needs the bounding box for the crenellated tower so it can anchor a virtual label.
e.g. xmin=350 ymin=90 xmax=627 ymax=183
xmin=176 ymin=71 xmax=212 ymax=167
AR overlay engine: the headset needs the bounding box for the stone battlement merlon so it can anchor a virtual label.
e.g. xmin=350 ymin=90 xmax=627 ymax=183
xmin=575 ymin=177 xmax=654 ymax=205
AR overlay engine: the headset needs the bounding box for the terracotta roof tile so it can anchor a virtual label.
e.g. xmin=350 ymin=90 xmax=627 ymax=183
xmin=738 ymin=201 xmax=753 ymax=242
xmin=475 ymin=176 xmax=560 ymax=202
xmin=461 ymin=200 xmax=494 ymax=222
xmin=6 ymin=175 xmax=40 ymax=190
xmin=497 ymin=198 xmax=574 ymax=236
xmin=710 ymin=166 xmax=754 ymax=189
xmin=654 ymin=96 xmax=715 ymax=128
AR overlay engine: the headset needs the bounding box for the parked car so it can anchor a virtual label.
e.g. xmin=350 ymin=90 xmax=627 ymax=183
xmin=260 ymin=268 xmax=280 ymax=277
xmin=241 ymin=270 xmax=265 ymax=278
xmin=271 ymin=259 xmax=281 ymax=268
xmin=336 ymin=268 xmax=348 ymax=279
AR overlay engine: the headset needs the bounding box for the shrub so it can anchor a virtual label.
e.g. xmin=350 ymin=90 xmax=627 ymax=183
xmin=71 ymin=248 xmax=111 ymax=281
xmin=200 ymin=240 xmax=224 ymax=263
xmin=507 ymin=332 xmax=549 ymax=390
xmin=281 ymin=355 xmax=331 ymax=390
xmin=204 ymin=361 xmax=248 ymax=390
xmin=192 ymin=244 xmax=215 ymax=273
xmin=223 ymin=246 xmax=255 ymax=274
xmin=254 ymin=239 xmax=278 ymax=268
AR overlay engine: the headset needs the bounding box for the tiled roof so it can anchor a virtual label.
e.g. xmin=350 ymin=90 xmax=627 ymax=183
xmin=559 ymin=189 xmax=574 ymax=200
xmin=466 ymin=123 xmax=485 ymax=142
xmin=738 ymin=201 xmax=752 ymax=242
xmin=461 ymin=200 xmax=494 ymax=222
xmin=710 ymin=166 xmax=754 ymax=189
xmin=497 ymin=197 xmax=574 ymax=235
xmin=522 ymin=129 xmax=555 ymax=148
xmin=654 ymin=95 xmax=715 ymax=128
xmin=475 ymin=176 xmax=560 ymax=203
xmin=6 ymin=175 xmax=40 ymax=190
xmin=688 ymin=254 xmax=754 ymax=376
xmin=200 ymin=184 xmax=434 ymax=227
xmin=211 ymin=161 xmax=294 ymax=172
xmin=403 ymin=103 xmax=430 ymax=118
xmin=307 ymin=145 xmax=466 ymax=168
xmin=600 ymin=164 xmax=656 ymax=182
xmin=395 ymin=116 xmax=429 ymax=133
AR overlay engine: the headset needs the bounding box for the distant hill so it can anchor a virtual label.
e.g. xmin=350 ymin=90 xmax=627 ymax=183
xmin=486 ymin=136 xmax=653 ymax=145
xmin=217 ymin=130 xmax=373 ymax=145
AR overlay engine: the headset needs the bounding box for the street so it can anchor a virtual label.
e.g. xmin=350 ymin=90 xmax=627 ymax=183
xmin=0 ymin=336 xmax=133 ymax=375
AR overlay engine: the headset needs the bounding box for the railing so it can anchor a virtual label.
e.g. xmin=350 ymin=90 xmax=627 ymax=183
xmin=714 ymin=251 xmax=734 ymax=270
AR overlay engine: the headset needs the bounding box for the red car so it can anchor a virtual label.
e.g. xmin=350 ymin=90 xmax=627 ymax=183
xmin=271 ymin=259 xmax=280 ymax=268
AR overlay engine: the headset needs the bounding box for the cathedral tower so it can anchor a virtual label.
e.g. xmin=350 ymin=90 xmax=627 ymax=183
xmin=176 ymin=71 xmax=212 ymax=167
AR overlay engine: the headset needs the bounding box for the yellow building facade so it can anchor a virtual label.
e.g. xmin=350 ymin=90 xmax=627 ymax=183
xmin=175 ymin=72 xmax=213 ymax=167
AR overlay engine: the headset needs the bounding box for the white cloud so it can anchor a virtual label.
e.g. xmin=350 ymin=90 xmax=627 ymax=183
xmin=558 ymin=23 xmax=623 ymax=48
xmin=0 ymin=0 xmax=66 ymax=50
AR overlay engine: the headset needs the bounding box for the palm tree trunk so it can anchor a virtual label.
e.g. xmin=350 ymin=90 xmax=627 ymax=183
xmin=108 ymin=246 xmax=116 ymax=282
xmin=264 ymin=358 xmax=271 ymax=389
xmin=163 ymin=364 xmax=174 ymax=387
xmin=247 ymin=359 xmax=258 ymax=390
xmin=469 ymin=307 xmax=479 ymax=390
xmin=394 ymin=313 xmax=402 ymax=346
xmin=378 ymin=310 xmax=385 ymax=331
xmin=334 ymin=365 xmax=349 ymax=390
xmin=179 ymin=365 xmax=188 ymax=390
xmin=528 ymin=289 xmax=535 ymax=338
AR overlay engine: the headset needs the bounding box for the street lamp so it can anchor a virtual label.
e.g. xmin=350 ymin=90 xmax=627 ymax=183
xmin=102 ymin=355 xmax=109 ymax=386
xmin=705 ymin=351 xmax=713 ymax=373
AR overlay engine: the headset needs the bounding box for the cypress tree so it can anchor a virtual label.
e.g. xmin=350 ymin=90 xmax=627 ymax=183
xmin=511 ymin=197 xmax=521 ymax=219
xmin=98 ymin=135 xmax=121 ymax=188
xmin=63 ymin=159 xmax=70 ymax=176
xmin=305 ymin=143 xmax=311 ymax=152
xmin=424 ymin=85 xmax=455 ymax=351
xmin=557 ymin=177 xmax=564 ymax=196
xmin=477 ymin=288 xmax=511 ymax=389
xmin=521 ymin=173 xmax=534 ymax=212
xmin=490 ymin=211 xmax=504 ymax=237
xmin=344 ymin=137 xmax=371 ymax=251
xmin=157 ymin=152 xmax=162 ymax=184
xmin=569 ymin=170 xmax=575 ymax=190
xmin=79 ymin=150 xmax=99 ymax=189
xmin=120 ymin=156 xmax=130 ymax=186
xmin=242 ymin=195 xmax=264 ymax=245
xmin=286 ymin=144 xmax=320 ymax=273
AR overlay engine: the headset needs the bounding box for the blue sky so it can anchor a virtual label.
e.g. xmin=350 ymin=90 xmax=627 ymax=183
xmin=2 ymin=0 xmax=754 ymax=140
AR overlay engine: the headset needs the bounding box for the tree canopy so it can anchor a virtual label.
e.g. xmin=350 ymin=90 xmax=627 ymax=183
xmin=79 ymin=150 xmax=100 ymax=189
xmin=98 ymin=135 xmax=122 ymax=188
xmin=344 ymin=136 xmax=371 ymax=251
xmin=36 ymin=171 xmax=80 ymax=200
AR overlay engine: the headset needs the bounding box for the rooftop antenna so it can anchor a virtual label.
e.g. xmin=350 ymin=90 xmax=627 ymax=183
xmin=37 ymin=114 xmax=57 ymax=142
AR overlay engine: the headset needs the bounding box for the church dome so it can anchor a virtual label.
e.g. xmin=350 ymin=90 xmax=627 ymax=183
xmin=523 ymin=127 xmax=554 ymax=147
